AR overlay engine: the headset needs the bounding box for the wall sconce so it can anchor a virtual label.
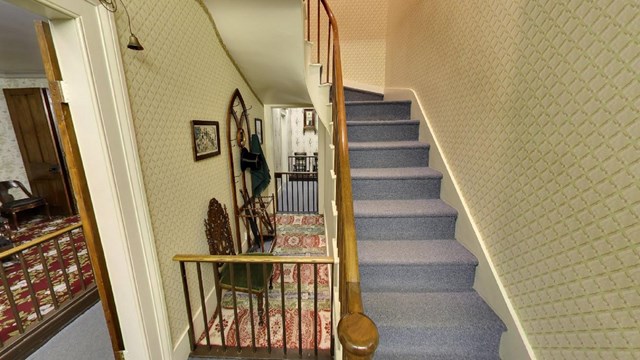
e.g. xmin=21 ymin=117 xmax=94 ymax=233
xmin=99 ymin=0 xmax=144 ymax=51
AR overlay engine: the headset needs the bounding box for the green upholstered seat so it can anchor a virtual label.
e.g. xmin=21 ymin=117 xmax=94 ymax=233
xmin=219 ymin=253 xmax=274 ymax=292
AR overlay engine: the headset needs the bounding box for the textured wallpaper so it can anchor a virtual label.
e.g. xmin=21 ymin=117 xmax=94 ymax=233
xmin=0 ymin=78 xmax=48 ymax=192
xmin=310 ymin=0 xmax=387 ymax=89
xmin=114 ymin=0 xmax=263 ymax=343
xmin=288 ymin=108 xmax=318 ymax=156
xmin=386 ymin=1 xmax=639 ymax=358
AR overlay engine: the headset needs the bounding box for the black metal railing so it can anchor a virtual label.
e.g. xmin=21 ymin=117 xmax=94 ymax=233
xmin=274 ymin=172 xmax=318 ymax=214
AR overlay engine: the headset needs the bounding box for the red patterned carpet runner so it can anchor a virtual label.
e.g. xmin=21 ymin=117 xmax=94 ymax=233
xmin=0 ymin=216 xmax=94 ymax=343
xmin=198 ymin=214 xmax=331 ymax=350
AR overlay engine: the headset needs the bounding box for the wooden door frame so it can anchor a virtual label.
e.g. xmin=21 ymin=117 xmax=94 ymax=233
xmin=5 ymin=0 xmax=173 ymax=359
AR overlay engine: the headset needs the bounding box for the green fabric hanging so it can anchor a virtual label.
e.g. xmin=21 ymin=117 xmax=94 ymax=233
xmin=250 ymin=134 xmax=271 ymax=196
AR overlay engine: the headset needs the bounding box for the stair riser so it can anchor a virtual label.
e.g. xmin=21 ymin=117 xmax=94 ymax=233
xmin=344 ymin=88 xmax=384 ymax=102
xmin=375 ymin=326 xmax=502 ymax=357
xmin=372 ymin=351 xmax=498 ymax=360
xmin=349 ymin=147 xmax=429 ymax=168
xmin=346 ymin=102 xmax=411 ymax=121
xmin=352 ymin=178 xmax=441 ymax=200
xmin=347 ymin=123 xmax=419 ymax=142
xmin=355 ymin=215 xmax=456 ymax=240
xmin=360 ymin=264 xmax=476 ymax=292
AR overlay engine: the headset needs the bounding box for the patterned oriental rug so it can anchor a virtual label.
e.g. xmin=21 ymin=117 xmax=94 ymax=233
xmin=0 ymin=216 xmax=94 ymax=343
xmin=198 ymin=214 xmax=332 ymax=351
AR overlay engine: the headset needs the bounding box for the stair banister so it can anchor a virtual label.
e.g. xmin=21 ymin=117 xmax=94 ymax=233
xmin=314 ymin=0 xmax=379 ymax=358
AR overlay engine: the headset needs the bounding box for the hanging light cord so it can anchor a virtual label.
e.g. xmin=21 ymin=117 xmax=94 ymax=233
xmin=99 ymin=0 xmax=134 ymax=35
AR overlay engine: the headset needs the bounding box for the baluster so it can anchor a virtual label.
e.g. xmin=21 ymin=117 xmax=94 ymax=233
xmin=287 ymin=174 xmax=292 ymax=212
xmin=297 ymin=263 xmax=302 ymax=356
xmin=68 ymin=230 xmax=86 ymax=291
xmin=306 ymin=0 xmax=310 ymax=42
xmin=316 ymin=0 xmax=320 ymax=63
xmin=263 ymin=263 xmax=272 ymax=353
xmin=179 ymin=262 xmax=195 ymax=350
xmin=18 ymin=252 xmax=42 ymax=320
xmin=196 ymin=263 xmax=211 ymax=349
xmin=229 ymin=263 xmax=241 ymax=350
xmin=330 ymin=263 xmax=335 ymax=356
xmin=327 ymin=23 xmax=331 ymax=83
xmin=298 ymin=177 xmax=302 ymax=212
xmin=37 ymin=244 xmax=59 ymax=309
xmin=212 ymin=263 xmax=226 ymax=350
xmin=314 ymin=263 xmax=318 ymax=355
xmin=280 ymin=263 xmax=287 ymax=354
xmin=245 ymin=262 xmax=257 ymax=352
xmin=0 ymin=262 xmax=24 ymax=334
xmin=53 ymin=237 xmax=73 ymax=299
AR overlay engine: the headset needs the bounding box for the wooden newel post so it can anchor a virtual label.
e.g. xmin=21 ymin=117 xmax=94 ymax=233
xmin=338 ymin=312 xmax=379 ymax=359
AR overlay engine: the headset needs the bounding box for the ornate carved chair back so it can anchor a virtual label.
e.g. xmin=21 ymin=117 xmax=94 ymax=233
xmin=204 ymin=198 xmax=235 ymax=256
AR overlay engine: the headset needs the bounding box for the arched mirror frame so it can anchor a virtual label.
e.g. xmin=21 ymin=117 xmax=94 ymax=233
xmin=226 ymin=88 xmax=252 ymax=253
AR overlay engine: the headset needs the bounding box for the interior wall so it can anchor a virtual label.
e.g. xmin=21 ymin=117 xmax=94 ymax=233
xmin=288 ymin=108 xmax=318 ymax=156
xmin=311 ymin=0 xmax=387 ymax=90
xmin=272 ymin=108 xmax=318 ymax=172
xmin=112 ymin=0 xmax=263 ymax=344
xmin=0 ymin=78 xmax=48 ymax=190
xmin=385 ymin=1 xmax=639 ymax=359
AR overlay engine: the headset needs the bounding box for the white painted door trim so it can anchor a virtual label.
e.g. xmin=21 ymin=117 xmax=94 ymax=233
xmin=9 ymin=0 xmax=173 ymax=358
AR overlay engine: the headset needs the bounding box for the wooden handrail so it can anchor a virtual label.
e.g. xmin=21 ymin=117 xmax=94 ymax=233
xmin=314 ymin=1 xmax=379 ymax=358
xmin=173 ymin=254 xmax=333 ymax=264
xmin=0 ymin=223 xmax=82 ymax=259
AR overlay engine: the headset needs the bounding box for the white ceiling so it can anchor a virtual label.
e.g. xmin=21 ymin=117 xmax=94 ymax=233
xmin=0 ymin=0 xmax=47 ymax=77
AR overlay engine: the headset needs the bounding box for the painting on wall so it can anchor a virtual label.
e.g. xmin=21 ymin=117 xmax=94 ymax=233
xmin=303 ymin=109 xmax=316 ymax=133
xmin=191 ymin=120 xmax=220 ymax=161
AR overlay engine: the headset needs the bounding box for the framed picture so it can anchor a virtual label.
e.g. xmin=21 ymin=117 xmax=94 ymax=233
xmin=191 ymin=120 xmax=220 ymax=161
xmin=255 ymin=118 xmax=263 ymax=144
xmin=303 ymin=108 xmax=316 ymax=132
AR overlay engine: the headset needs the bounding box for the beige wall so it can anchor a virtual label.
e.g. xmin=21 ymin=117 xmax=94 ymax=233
xmin=313 ymin=0 xmax=387 ymax=90
xmin=114 ymin=0 xmax=263 ymax=343
xmin=0 ymin=78 xmax=48 ymax=191
xmin=386 ymin=1 xmax=640 ymax=358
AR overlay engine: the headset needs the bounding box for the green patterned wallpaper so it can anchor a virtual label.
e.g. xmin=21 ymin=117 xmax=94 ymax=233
xmin=386 ymin=0 xmax=639 ymax=358
xmin=114 ymin=0 xmax=263 ymax=343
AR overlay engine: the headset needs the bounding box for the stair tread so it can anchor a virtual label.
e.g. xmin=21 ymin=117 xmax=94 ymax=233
xmin=359 ymin=240 xmax=478 ymax=266
xmin=346 ymin=119 xmax=419 ymax=126
xmin=351 ymin=167 xmax=441 ymax=180
xmin=349 ymin=140 xmax=429 ymax=150
xmin=354 ymin=199 xmax=457 ymax=218
xmin=363 ymin=291 xmax=506 ymax=330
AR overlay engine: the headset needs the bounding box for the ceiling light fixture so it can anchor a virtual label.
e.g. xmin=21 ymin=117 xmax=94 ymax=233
xmin=99 ymin=0 xmax=144 ymax=51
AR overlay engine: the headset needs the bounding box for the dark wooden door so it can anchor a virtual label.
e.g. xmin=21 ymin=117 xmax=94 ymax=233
xmin=3 ymin=87 xmax=74 ymax=216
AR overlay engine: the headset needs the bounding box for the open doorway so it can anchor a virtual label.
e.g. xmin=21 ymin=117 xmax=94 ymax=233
xmin=271 ymin=107 xmax=319 ymax=213
xmin=0 ymin=1 xmax=112 ymax=358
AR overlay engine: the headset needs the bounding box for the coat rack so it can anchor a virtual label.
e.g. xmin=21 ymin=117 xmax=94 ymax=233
xmin=225 ymin=89 xmax=276 ymax=254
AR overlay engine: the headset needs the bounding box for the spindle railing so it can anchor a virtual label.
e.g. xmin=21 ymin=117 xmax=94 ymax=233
xmin=0 ymin=221 xmax=98 ymax=359
xmin=174 ymin=255 xmax=334 ymax=358
xmin=307 ymin=0 xmax=379 ymax=358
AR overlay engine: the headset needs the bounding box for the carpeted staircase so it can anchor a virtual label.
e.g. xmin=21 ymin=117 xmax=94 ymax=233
xmin=346 ymin=88 xmax=506 ymax=359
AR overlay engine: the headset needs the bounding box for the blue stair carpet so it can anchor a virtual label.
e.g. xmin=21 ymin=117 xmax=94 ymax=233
xmin=346 ymin=93 xmax=506 ymax=359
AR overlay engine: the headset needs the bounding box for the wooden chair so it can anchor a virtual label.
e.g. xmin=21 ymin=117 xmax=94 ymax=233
xmin=205 ymin=198 xmax=273 ymax=323
xmin=293 ymin=152 xmax=307 ymax=172
xmin=0 ymin=180 xmax=51 ymax=229
xmin=0 ymin=217 xmax=14 ymax=261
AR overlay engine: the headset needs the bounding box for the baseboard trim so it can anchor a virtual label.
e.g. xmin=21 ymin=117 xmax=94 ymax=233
xmin=384 ymin=87 xmax=536 ymax=360
xmin=172 ymin=285 xmax=218 ymax=359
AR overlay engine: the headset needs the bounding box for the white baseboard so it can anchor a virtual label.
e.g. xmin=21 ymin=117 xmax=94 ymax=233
xmin=384 ymin=87 xmax=536 ymax=360
xmin=172 ymin=284 xmax=219 ymax=359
